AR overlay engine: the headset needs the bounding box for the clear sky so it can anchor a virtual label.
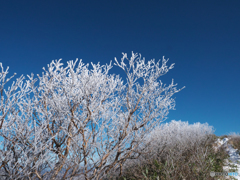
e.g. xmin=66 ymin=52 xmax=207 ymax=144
xmin=0 ymin=0 xmax=239 ymax=136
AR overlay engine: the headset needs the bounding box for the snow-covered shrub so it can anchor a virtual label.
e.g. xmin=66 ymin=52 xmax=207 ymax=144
xmin=107 ymin=120 xmax=217 ymax=179
xmin=0 ymin=52 xmax=184 ymax=180
xmin=142 ymin=120 xmax=214 ymax=156
xmin=228 ymin=133 xmax=240 ymax=153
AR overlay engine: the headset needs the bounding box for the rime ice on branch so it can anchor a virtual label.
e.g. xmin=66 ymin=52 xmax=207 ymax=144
xmin=0 ymin=52 xmax=184 ymax=179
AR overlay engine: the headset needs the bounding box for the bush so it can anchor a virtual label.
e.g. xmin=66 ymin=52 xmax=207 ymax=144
xmin=105 ymin=120 xmax=229 ymax=180
xmin=228 ymin=133 xmax=240 ymax=152
xmin=0 ymin=53 xmax=184 ymax=180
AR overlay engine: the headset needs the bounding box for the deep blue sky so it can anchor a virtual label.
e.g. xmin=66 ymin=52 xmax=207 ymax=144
xmin=0 ymin=0 xmax=239 ymax=136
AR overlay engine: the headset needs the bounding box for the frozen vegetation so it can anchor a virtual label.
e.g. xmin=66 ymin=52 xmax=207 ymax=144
xmin=0 ymin=52 xmax=239 ymax=179
xmin=105 ymin=121 xmax=240 ymax=180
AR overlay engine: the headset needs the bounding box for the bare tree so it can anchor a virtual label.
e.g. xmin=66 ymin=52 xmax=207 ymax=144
xmin=0 ymin=52 xmax=184 ymax=179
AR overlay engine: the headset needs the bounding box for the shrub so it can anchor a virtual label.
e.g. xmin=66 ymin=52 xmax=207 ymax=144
xmin=0 ymin=53 xmax=184 ymax=180
xmin=105 ymin=120 xmax=229 ymax=180
xmin=228 ymin=133 xmax=240 ymax=152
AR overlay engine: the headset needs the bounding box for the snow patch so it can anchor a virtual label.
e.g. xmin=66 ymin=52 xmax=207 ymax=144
xmin=215 ymin=137 xmax=240 ymax=179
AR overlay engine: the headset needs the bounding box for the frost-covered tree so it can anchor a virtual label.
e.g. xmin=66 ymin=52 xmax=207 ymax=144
xmin=0 ymin=52 xmax=184 ymax=180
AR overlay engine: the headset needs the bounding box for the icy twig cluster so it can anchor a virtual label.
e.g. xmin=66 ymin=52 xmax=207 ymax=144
xmin=0 ymin=52 xmax=184 ymax=179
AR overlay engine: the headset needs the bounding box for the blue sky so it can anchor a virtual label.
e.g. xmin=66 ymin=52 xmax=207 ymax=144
xmin=0 ymin=0 xmax=239 ymax=136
